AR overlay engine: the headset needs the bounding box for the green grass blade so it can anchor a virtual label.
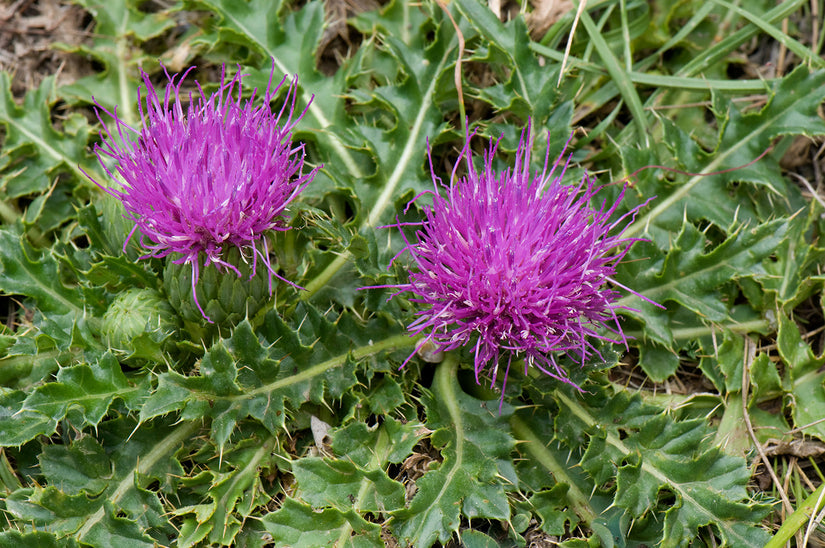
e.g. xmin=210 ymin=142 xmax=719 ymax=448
xmin=577 ymin=5 xmax=649 ymax=145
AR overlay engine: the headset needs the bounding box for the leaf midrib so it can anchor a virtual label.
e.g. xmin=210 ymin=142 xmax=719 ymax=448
xmin=2 ymin=93 xmax=89 ymax=185
xmin=301 ymin=24 xmax=456 ymax=298
xmin=25 ymin=385 xmax=139 ymax=415
xmin=618 ymin=222 xmax=785 ymax=308
xmin=235 ymin=333 xmax=417 ymax=400
xmin=411 ymin=355 xmax=463 ymax=543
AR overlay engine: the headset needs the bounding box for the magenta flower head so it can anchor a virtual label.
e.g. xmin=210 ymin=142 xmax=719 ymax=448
xmin=385 ymin=121 xmax=656 ymax=392
xmin=86 ymin=62 xmax=319 ymax=321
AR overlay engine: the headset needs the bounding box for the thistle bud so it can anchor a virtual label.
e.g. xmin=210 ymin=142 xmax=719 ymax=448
xmin=101 ymin=287 xmax=178 ymax=363
xmin=163 ymin=246 xmax=271 ymax=329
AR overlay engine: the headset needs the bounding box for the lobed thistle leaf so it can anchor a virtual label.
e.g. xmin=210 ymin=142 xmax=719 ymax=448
xmin=85 ymin=61 xmax=320 ymax=321
xmin=0 ymin=226 xmax=85 ymax=316
xmin=514 ymin=384 xmax=773 ymax=547
xmin=262 ymin=497 xmax=382 ymax=547
xmin=3 ymin=416 xmax=197 ymax=545
xmin=139 ymin=305 xmax=374 ymax=449
xmin=389 ymin=356 xmax=517 ymax=547
xmin=617 ymin=215 xmax=797 ymax=348
xmin=0 ymin=73 xmax=97 ymax=198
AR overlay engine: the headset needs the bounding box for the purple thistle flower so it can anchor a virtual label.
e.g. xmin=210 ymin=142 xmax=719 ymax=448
xmin=383 ymin=121 xmax=657 ymax=392
xmin=85 ymin=63 xmax=319 ymax=321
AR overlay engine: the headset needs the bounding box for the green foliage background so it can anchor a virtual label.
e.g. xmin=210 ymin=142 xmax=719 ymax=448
xmin=0 ymin=0 xmax=824 ymax=546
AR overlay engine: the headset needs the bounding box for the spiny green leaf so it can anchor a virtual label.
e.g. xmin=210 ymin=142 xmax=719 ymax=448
xmin=749 ymin=352 xmax=783 ymax=404
xmin=0 ymin=340 xmax=73 ymax=391
xmin=344 ymin=3 xmax=457 ymax=227
xmin=293 ymin=457 xmax=404 ymax=513
xmin=4 ymin=486 xmax=108 ymax=534
xmin=526 ymin=485 xmax=578 ymax=536
xmin=0 ymin=389 xmax=57 ymax=447
xmin=787 ymin=369 xmax=825 ymax=443
xmin=361 ymin=375 xmax=406 ymax=415
xmin=0 ymin=310 xmax=108 ymax=393
xmin=139 ymin=342 xmax=243 ymax=449
xmin=58 ymin=0 xmax=177 ymax=116
xmin=0 ymin=226 xmax=84 ymax=315
xmin=182 ymin=0 xmax=288 ymax=59
xmin=618 ymin=216 xmax=795 ymax=346
xmin=331 ymin=418 xmax=427 ymax=469
xmin=545 ymin=387 xmax=771 ymax=547
xmin=637 ymin=341 xmax=680 ymax=382
xmin=460 ymin=530 xmax=502 ymax=548
xmin=172 ymin=437 xmax=275 ymax=547
xmin=390 ymin=357 xmax=516 ymax=547
xmin=778 ymin=308 xmax=825 ymax=377
xmin=0 ymin=530 xmax=83 ymax=548
xmin=40 ymin=435 xmax=110 ymax=495
xmin=739 ymin=209 xmax=825 ymax=309
xmin=22 ymin=354 xmax=149 ymax=437
xmin=75 ymin=501 xmax=155 ymax=548
xmin=701 ymin=327 xmax=745 ymax=394
xmin=142 ymin=310 xmax=411 ymax=448
xmin=75 ymin=200 xmax=154 ymax=283
xmin=4 ymin=418 xmax=196 ymax=543
xmin=0 ymin=74 xmax=96 ymax=197
xmin=261 ymin=497 xmax=382 ymax=548
xmin=186 ymin=0 xmax=370 ymax=189
xmin=22 ymin=184 xmax=76 ymax=234
xmin=776 ymin=311 xmax=825 ymax=441
xmin=624 ymin=65 xmax=825 ymax=241
xmin=83 ymin=255 xmax=158 ymax=292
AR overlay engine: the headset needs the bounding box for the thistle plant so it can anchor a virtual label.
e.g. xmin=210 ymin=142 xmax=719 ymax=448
xmin=382 ymin=123 xmax=655 ymax=392
xmin=85 ymin=62 xmax=319 ymax=322
xmin=2 ymin=2 xmax=818 ymax=546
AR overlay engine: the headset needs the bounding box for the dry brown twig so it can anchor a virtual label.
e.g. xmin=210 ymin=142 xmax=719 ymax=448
xmin=741 ymin=337 xmax=794 ymax=517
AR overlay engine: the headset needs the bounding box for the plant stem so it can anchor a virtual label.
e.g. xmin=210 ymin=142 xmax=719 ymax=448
xmin=301 ymin=252 xmax=351 ymax=300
